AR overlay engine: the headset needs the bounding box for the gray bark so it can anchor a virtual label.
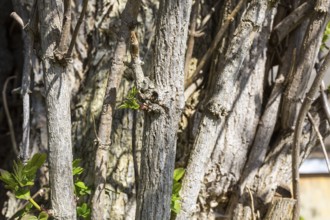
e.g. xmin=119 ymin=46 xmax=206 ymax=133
xmin=37 ymin=0 xmax=76 ymax=219
xmin=177 ymin=2 xmax=269 ymax=219
xmin=281 ymin=9 xmax=328 ymax=130
xmin=91 ymin=0 xmax=141 ymax=219
xmin=136 ymin=0 xmax=192 ymax=219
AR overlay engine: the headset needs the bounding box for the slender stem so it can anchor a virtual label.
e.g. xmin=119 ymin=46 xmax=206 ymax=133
xmin=67 ymin=0 xmax=88 ymax=58
xmin=57 ymin=0 xmax=71 ymax=53
xmin=320 ymin=81 xmax=330 ymax=124
xmin=292 ymin=49 xmax=330 ymax=220
xmin=2 ymin=76 xmax=19 ymax=155
xmin=307 ymin=113 xmax=330 ymax=173
xmin=29 ymin=197 xmax=41 ymax=211
xmin=185 ymin=0 xmax=247 ymax=89
xmin=184 ymin=0 xmax=199 ymax=80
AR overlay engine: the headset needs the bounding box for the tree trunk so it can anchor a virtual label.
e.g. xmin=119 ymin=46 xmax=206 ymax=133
xmin=136 ymin=1 xmax=192 ymax=219
xmin=177 ymin=1 xmax=269 ymax=219
xmin=38 ymin=0 xmax=76 ymax=219
xmin=2 ymin=0 xmax=330 ymax=219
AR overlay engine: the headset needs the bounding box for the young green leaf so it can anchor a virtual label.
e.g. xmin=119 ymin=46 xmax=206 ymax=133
xmin=171 ymin=198 xmax=182 ymax=214
xmin=75 ymin=181 xmax=91 ymax=196
xmin=15 ymin=187 xmax=31 ymax=200
xmin=77 ymin=203 xmax=91 ymax=219
xmin=172 ymin=181 xmax=182 ymax=195
xmin=118 ymin=86 xmax=140 ymax=110
xmin=21 ymin=214 xmax=38 ymax=220
xmin=24 ymin=153 xmax=47 ymax=174
xmin=22 ymin=153 xmax=47 ymax=186
xmin=38 ymin=211 xmax=49 ymax=220
xmin=0 ymin=169 xmax=18 ymax=190
xmin=173 ymin=168 xmax=185 ymax=181
xmin=72 ymin=159 xmax=84 ymax=176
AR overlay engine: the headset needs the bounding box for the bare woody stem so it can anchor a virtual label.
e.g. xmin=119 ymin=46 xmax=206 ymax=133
xmin=184 ymin=0 xmax=247 ymax=89
xmin=57 ymin=0 xmax=71 ymax=53
xmin=10 ymin=2 xmax=37 ymax=162
xmin=66 ymin=0 xmax=88 ymax=58
xmin=2 ymin=76 xmax=19 ymax=155
xmin=184 ymin=0 xmax=199 ymax=80
xmin=292 ymin=46 xmax=330 ymax=220
xmin=91 ymin=0 xmax=141 ymax=219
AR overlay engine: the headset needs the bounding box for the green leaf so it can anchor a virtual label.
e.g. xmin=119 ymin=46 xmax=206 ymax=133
xmin=75 ymin=181 xmax=91 ymax=196
xmin=24 ymin=153 xmax=47 ymax=175
xmin=73 ymin=167 xmax=84 ymax=176
xmin=38 ymin=211 xmax=48 ymax=220
xmin=171 ymin=198 xmax=181 ymax=214
xmin=173 ymin=168 xmax=185 ymax=181
xmin=75 ymin=181 xmax=88 ymax=189
xmin=172 ymin=181 xmax=182 ymax=195
xmin=118 ymin=86 xmax=140 ymax=110
xmin=72 ymin=159 xmax=84 ymax=176
xmin=21 ymin=153 xmax=47 ymax=187
xmin=77 ymin=203 xmax=91 ymax=219
xmin=13 ymin=160 xmax=25 ymax=186
xmin=15 ymin=187 xmax=30 ymax=200
xmin=72 ymin=159 xmax=81 ymax=168
xmin=0 ymin=169 xmax=18 ymax=190
xmin=21 ymin=214 xmax=38 ymax=220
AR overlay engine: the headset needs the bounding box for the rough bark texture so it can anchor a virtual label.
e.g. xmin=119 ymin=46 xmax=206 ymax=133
xmin=91 ymin=0 xmax=141 ymax=218
xmin=177 ymin=2 xmax=269 ymax=219
xmin=264 ymin=198 xmax=295 ymax=220
xmin=136 ymin=1 xmax=191 ymax=219
xmin=37 ymin=0 xmax=76 ymax=219
xmin=2 ymin=0 xmax=330 ymax=219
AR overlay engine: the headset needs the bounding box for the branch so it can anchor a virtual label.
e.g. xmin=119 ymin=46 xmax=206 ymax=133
xmin=10 ymin=2 xmax=37 ymax=162
xmin=177 ymin=1 xmax=269 ymax=218
xmin=10 ymin=12 xmax=24 ymax=28
xmin=184 ymin=0 xmax=199 ymax=80
xmin=270 ymin=2 xmax=314 ymax=46
xmin=307 ymin=113 xmax=330 ymax=173
xmin=184 ymin=0 xmax=247 ymax=89
xmin=66 ymin=0 xmax=88 ymax=58
xmin=292 ymin=48 xmax=330 ymax=220
xmin=91 ymin=0 xmax=142 ymax=218
xmin=2 ymin=76 xmax=19 ymax=155
xmin=320 ymin=81 xmax=330 ymax=124
xmin=198 ymin=1 xmax=220 ymax=30
xmin=54 ymin=0 xmax=71 ymax=64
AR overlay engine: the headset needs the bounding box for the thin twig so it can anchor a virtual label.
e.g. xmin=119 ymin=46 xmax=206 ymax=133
xmin=10 ymin=12 xmax=24 ymax=28
xmin=132 ymin=110 xmax=139 ymax=196
xmin=320 ymin=81 xmax=330 ymax=124
xmin=57 ymin=0 xmax=71 ymax=53
xmin=2 ymin=76 xmax=19 ymax=155
xmin=96 ymin=3 xmax=114 ymax=28
xmin=10 ymin=5 xmax=37 ymax=161
xmin=292 ymin=49 xmax=330 ymax=220
xmin=198 ymin=1 xmax=221 ymax=29
xmin=246 ymin=187 xmax=256 ymax=220
xmin=307 ymin=112 xmax=330 ymax=173
xmin=67 ymin=0 xmax=88 ymax=58
xmin=91 ymin=1 xmax=142 ymax=218
xmin=185 ymin=0 xmax=247 ymax=89
xmin=184 ymin=0 xmax=199 ymax=80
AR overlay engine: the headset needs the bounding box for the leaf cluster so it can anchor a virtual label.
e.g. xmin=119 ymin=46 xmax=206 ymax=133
xmin=0 ymin=153 xmax=48 ymax=219
xmin=118 ymin=86 xmax=140 ymax=110
xmin=321 ymin=21 xmax=330 ymax=50
xmin=73 ymin=159 xmax=91 ymax=219
xmin=171 ymin=168 xmax=185 ymax=214
xmin=0 ymin=153 xmax=46 ymax=200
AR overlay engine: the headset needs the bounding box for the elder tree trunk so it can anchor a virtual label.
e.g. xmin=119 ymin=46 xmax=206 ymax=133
xmin=2 ymin=0 xmax=330 ymax=220
xmin=37 ymin=0 xmax=76 ymax=219
xmin=135 ymin=0 xmax=192 ymax=219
